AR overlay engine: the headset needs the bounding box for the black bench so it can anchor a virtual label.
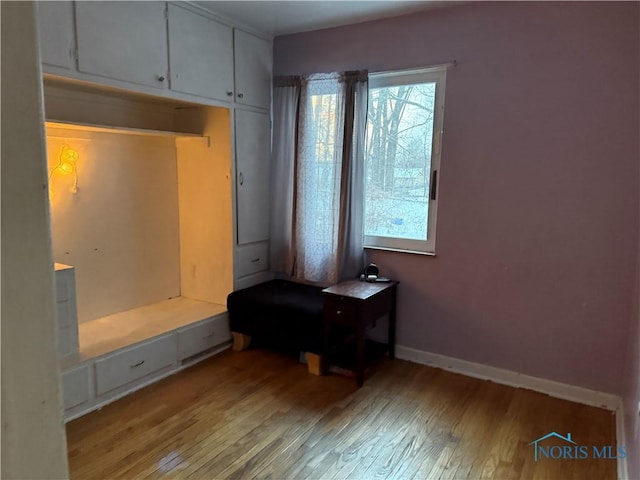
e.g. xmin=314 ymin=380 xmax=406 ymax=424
xmin=226 ymin=279 xmax=325 ymax=373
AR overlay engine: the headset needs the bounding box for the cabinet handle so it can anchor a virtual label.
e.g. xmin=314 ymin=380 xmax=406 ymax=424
xmin=226 ymin=91 xmax=233 ymax=97
xmin=237 ymin=93 xmax=244 ymax=99
xmin=203 ymin=333 xmax=215 ymax=339
xmin=239 ymin=172 xmax=244 ymax=186
xmin=157 ymin=75 xmax=165 ymax=82
xmin=130 ymin=360 xmax=145 ymax=368
xmin=250 ymin=257 xmax=260 ymax=263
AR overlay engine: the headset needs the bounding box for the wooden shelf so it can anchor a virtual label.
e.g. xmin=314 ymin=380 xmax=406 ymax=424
xmin=46 ymin=120 xmax=204 ymax=138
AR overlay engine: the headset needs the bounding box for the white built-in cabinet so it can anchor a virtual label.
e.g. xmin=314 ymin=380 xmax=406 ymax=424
xmin=234 ymin=109 xmax=272 ymax=289
xmin=36 ymin=2 xmax=272 ymax=109
xmin=235 ymin=109 xmax=271 ymax=245
xmin=36 ymin=0 xmax=274 ymax=419
xmin=36 ymin=1 xmax=75 ymax=70
xmin=75 ymin=2 xmax=169 ymax=89
xmin=167 ymin=4 xmax=234 ymax=102
xmin=94 ymin=335 xmax=176 ymax=395
xmin=167 ymin=4 xmax=272 ymax=108
xmin=234 ymin=30 xmax=273 ymax=110
xmin=177 ymin=317 xmax=232 ymax=361
xmin=61 ymin=313 xmax=231 ymax=420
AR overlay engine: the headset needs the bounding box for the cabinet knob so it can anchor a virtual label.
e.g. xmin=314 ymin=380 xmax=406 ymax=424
xmin=226 ymin=91 xmax=233 ymax=97
xmin=239 ymin=172 xmax=244 ymax=186
xmin=157 ymin=75 xmax=165 ymax=82
xmin=237 ymin=93 xmax=244 ymax=99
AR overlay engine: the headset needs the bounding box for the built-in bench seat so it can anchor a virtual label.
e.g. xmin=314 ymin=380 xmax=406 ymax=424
xmin=76 ymin=297 xmax=227 ymax=360
xmin=60 ymin=296 xmax=231 ymax=421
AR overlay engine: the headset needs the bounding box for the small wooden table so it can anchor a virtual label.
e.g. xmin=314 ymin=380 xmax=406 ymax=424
xmin=321 ymin=279 xmax=398 ymax=387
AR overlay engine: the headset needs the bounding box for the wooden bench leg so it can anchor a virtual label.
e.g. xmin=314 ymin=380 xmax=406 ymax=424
xmin=305 ymin=352 xmax=323 ymax=376
xmin=232 ymin=332 xmax=251 ymax=351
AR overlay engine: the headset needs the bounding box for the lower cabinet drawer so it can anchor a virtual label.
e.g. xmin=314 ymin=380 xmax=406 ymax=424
xmin=62 ymin=365 xmax=91 ymax=410
xmin=95 ymin=335 xmax=176 ymax=395
xmin=177 ymin=315 xmax=231 ymax=361
xmin=236 ymin=242 xmax=269 ymax=278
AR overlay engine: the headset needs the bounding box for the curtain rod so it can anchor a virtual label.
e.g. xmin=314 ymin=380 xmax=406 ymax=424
xmin=371 ymin=61 xmax=457 ymax=76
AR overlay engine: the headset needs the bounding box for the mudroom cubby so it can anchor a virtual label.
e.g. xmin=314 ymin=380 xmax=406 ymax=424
xmin=46 ymin=80 xmax=235 ymax=419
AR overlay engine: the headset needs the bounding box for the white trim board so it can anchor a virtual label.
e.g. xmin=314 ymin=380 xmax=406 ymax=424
xmin=396 ymin=345 xmax=628 ymax=479
xmin=396 ymin=345 xmax=621 ymax=410
xmin=616 ymin=401 xmax=629 ymax=480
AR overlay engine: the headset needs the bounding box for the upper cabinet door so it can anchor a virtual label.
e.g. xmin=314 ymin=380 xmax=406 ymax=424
xmin=167 ymin=5 xmax=234 ymax=102
xmin=75 ymin=2 xmax=168 ymax=90
xmin=234 ymin=30 xmax=272 ymax=110
xmin=37 ymin=1 xmax=76 ymax=70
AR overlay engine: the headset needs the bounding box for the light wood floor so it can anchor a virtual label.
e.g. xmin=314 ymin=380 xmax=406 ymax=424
xmin=67 ymin=349 xmax=617 ymax=479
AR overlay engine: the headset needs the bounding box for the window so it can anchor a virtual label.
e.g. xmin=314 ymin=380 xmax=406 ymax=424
xmin=363 ymin=67 xmax=446 ymax=254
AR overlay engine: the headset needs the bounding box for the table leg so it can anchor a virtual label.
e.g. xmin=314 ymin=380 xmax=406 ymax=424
xmin=321 ymin=310 xmax=330 ymax=375
xmin=388 ymin=287 xmax=397 ymax=359
xmin=356 ymin=315 xmax=366 ymax=387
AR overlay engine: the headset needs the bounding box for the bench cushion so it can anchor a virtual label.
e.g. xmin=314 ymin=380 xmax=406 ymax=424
xmin=227 ymin=280 xmax=324 ymax=353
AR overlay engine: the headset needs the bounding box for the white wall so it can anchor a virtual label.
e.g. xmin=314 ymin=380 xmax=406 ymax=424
xmin=46 ymin=128 xmax=181 ymax=323
xmin=1 ymin=2 xmax=69 ymax=478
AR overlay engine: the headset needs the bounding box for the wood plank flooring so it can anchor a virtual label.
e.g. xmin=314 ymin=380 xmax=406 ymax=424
xmin=66 ymin=349 xmax=617 ymax=479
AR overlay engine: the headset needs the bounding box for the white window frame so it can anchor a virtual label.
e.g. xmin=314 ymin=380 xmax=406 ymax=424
xmin=363 ymin=66 xmax=447 ymax=255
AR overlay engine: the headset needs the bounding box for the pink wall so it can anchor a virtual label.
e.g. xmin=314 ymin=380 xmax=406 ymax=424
xmin=274 ymin=2 xmax=640 ymax=395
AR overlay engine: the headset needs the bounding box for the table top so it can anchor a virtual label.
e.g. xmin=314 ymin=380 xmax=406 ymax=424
xmin=322 ymin=279 xmax=398 ymax=301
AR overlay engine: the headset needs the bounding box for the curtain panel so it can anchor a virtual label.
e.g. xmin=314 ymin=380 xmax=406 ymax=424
xmin=269 ymin=76 xmax=301 ymax=275
xmin=271 ymin=71 xmax=368 ymax=286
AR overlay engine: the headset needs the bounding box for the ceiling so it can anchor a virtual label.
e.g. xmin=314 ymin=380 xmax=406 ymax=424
xmin=194 ymin=1 xmax=459 ymax=37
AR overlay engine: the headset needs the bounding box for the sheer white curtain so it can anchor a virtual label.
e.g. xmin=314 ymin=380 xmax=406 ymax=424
xmin=271 ymin=71 xmax=368 ymax=286
xmin=269 ymin=78 xmax=301 ymax=275
xmin=295 ymin=73 xmax=345 ymax=283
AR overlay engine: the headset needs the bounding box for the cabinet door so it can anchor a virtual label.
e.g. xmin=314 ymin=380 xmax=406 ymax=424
xmin=36 ymin=1 xmax=76 ymax=70
xmin=235 ymin=110 xmax=270 ymax=245
xmin=75 ymin=1 xmax=168 ymax=89
xmin=234 ymin=30 xmax=272 ymax=110
xmin=168 ymin=4 xmax=234 ymax=102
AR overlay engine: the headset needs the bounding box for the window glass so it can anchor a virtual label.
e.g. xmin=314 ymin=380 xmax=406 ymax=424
xmin=363 ymin=68 xmax=446 ymax=253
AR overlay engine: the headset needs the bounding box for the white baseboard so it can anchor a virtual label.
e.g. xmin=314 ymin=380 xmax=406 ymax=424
xmin=396 ymin=345 xmax=628 ymax=478
xmin=396 ymin=345 xmax=621 ymax=410
xmin=616 ymin=401 xmax=630 ymax=480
